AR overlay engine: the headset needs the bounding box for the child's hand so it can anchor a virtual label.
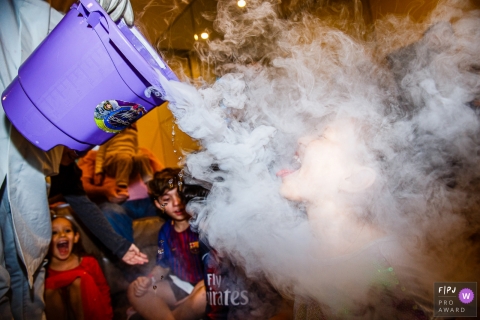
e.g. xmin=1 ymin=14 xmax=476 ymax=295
xmin=94 ymin=173 xmax=105 ymax=186
xmin=122 ymin=244 xmax=148 ymax=265
xmin=107 ymin=186 xmax=129 ymax=203
xmin=132 ymin=276 xmax=151 ymax=297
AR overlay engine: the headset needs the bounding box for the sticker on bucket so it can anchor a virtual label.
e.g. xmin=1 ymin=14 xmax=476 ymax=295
xmin=94 ymin=100 xmax=147 ymax=133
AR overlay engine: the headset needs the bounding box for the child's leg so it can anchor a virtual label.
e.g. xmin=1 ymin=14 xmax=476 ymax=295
xmin=68 ymin=277 xmax=84 ymax=320
xmin=104 ymin=154 xmax=134 ymax=188
xmin=132 ymin=153 xmax=153 ymax=183
xmin=127 ymin=280 xmax=177 ymax=320
xmin=45 ymin=279 xmax=84 ymax=320
xmin=172 ymin=281 xmax=207 ymax=320
xmin=45 ymin=288 xmax=67 ymax=320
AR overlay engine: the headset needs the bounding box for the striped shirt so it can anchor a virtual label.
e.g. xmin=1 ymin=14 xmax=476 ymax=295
xmin=156 ymin=221 xmax=203 ymax=284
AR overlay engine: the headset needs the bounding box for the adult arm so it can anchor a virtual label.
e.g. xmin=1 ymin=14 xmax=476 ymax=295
xmin=64 ymin=194 xmax=147 ymax=264
xmin=49 ymin=161 xmax=146 ymax=264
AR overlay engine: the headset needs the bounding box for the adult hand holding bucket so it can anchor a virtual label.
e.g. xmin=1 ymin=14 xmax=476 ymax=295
xmin=1 ymin=0 xmax=177 ymax=152
xmin=98 ymin=0 xmax=134 ymax=26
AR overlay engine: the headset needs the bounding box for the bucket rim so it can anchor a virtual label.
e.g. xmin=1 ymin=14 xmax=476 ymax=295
xmin=76 ymin=0 xmax=177 ymax=98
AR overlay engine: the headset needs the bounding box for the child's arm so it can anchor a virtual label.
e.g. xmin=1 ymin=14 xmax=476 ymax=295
xmin=148 ymin=265 xmax=170 ymax=285
xmin=78 ymin=152 xmax=128 ymax=203
xmin=94 ymin=144 xmax=107 ymax=185
xmin=81 ymin=175 xmax=121 ymax=202
xmin=132 ymin=225 xmax=172 ymax=297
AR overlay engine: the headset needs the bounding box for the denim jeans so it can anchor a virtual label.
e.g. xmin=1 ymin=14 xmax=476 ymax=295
xmin=100 ymin=197 xmax=157 ymax=243
xmin=0 ymin=182 xmax=46 ymax=320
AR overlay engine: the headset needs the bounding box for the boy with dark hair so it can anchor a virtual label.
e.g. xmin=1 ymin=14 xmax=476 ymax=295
xmin=127 ymin=168 xmax=206 ymax=320
xmin=179 ymin=180 xmax=293 ymax=320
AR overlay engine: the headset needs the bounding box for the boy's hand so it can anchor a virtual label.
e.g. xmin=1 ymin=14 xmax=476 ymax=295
xmin=94 ymin=173 xmax=105 ymax=186
xmin=132 ymin=276 xmax=151 ymax=297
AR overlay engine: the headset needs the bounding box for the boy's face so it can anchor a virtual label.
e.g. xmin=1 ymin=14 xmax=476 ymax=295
xmin=50 ymin=217 xmax=80 ymax=262
xmin=280 ymin=127 xmax=351 ymax=204
xmin=155 ymin=188 xmax=189 ymax=222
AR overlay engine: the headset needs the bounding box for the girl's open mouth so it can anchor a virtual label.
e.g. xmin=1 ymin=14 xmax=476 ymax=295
xmin=57 ymin=240 xmax=70 ymax=256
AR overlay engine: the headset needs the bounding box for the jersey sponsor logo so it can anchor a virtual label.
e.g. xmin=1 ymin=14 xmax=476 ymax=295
xmin=206 ymin=272 xmax=249 ymax=306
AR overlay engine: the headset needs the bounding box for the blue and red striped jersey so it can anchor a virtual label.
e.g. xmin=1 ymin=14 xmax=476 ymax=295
xmin=156 ymin=220 xmax=203 ymax=284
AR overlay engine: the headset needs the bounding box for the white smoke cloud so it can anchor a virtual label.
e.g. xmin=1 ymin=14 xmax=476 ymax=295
xmin=154 ymin=0 xmax=480 ymax=317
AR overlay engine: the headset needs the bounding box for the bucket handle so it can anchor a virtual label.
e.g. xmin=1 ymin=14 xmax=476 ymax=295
xmin=76 ymin=0 xmax=164 ymax=101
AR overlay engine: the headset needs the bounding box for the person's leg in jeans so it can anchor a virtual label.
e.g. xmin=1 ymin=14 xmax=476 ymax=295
xmin=99 ymin=202 xmax=135 ymax=243
xmin=100 ymin=197 xmax=157 ymax=243
xmin=0 ymin=182 xmax=13 ymax=319
xmin=121 ymin=197 xmax=157 ymax=221
xmin=0 ymin=182 xmax=46 ymax=320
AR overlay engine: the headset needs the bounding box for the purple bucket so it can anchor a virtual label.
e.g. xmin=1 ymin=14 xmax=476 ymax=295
xmin=1 ymin=0 xmax=178 ymax=152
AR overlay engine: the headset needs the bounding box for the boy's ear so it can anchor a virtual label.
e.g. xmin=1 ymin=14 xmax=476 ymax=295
xmin=154 ymin=199 xmax=163 ymax=210
xmin=340 ymin=166 xmax=376 ymax=193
